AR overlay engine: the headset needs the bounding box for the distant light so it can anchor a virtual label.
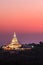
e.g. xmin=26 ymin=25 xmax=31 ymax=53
xmin=32 ymin=46 xmax=34 ymax=48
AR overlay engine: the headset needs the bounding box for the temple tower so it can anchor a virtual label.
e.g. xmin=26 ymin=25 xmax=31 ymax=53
xmin=2 ymin=32 xmax=21 ymax=50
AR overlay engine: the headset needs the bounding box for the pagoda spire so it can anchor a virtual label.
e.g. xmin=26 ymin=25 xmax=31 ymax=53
xmin=11 ymin=32 xmax=19 ymax=44
xmin=14 ymin=32 xmax=16 ymax=38
xmin=2 ymin=32 xmax=21 ymax=50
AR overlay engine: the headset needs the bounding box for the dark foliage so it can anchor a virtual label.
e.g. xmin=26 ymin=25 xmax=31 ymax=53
xmin=0 ymin=42 xmax=43 ymax=65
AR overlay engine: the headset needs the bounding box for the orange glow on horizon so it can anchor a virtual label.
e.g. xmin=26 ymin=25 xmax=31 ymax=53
xmin=0 ymin=0 xmax=43 ymax=33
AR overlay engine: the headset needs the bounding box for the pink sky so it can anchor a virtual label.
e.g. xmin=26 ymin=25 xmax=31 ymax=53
xmin=0 ymin=0 xmax=43 ymax=33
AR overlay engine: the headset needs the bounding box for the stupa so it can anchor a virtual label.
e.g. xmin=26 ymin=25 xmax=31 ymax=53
xmin=2 ymin=32 xmax=22 ymax=50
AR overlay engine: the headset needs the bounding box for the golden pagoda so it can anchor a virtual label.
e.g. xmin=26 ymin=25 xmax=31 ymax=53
xmin=2 ymin=32 xmax=22 ymax=50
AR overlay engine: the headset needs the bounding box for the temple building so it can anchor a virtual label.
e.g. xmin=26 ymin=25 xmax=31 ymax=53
xmin=2 ymin=32 xmax=22 ymax=50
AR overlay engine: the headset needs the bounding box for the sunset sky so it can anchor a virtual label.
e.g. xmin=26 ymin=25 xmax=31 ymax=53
xmin=0 ymin=0 xmax=43 ymax=45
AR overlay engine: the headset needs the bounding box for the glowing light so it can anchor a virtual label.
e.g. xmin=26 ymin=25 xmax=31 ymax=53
xmin=32 ymin=46 xmax=34 ymax=48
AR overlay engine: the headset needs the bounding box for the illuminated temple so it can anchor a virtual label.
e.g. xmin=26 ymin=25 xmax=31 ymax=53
xmin=2 ymin=32 xmax=22 ymax=50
